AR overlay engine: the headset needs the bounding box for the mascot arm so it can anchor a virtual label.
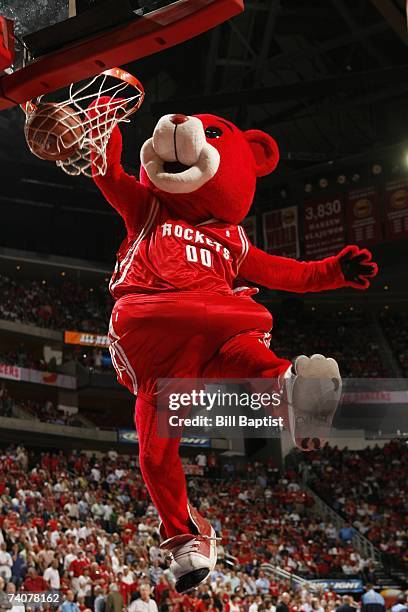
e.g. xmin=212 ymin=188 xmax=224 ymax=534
xmin=240 ymin=244 xmax=378 ymax=292
xmin=88 ymin=97 xmax=152 ymax=237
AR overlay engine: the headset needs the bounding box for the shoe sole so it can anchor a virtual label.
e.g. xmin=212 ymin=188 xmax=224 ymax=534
xmin=174 ymin=525 xmax=217 ymax=593
xmin=175 ymin=568 xmax=211 ymax=593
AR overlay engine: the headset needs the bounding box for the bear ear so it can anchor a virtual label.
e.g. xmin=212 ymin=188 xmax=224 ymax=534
xmin=244 ymin=130 xmax=279 ymax=177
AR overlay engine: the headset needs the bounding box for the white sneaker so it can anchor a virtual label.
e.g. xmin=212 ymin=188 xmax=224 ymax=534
xmin=159 ymin=505 xmax=218 ymax=593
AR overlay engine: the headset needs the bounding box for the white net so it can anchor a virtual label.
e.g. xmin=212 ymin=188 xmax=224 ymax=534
xmin=22 ymin=68 xmax=144 ymax=177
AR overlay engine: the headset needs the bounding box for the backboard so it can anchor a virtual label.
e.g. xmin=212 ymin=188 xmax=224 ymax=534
xmin=0 ymin=0 xmax=244 ymax=111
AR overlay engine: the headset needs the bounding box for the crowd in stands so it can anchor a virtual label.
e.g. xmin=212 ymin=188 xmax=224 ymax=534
xmin=295 ymin=442 xmax=408 ymax=564
xmin=379 ymin=312 xmax=408 ymax=376
xmin=0 ymin=386 xmax=83 ymax=427
xmin=0 ymin=344 xmax=112 ymax=376
xmin=0 ymin=346 xmax=47 ymax=371
xmin=272 ymin=309 xmax=390 ymax=378
xmin=1 ymin=444 xmax=406 ymax=611
xmin=0 ymin=275 xmax=111 ymax=334
xmin=0 ymin=273 xmax=404 ymax=379
xmin=0 ymin=384 xmax=133 ymax=430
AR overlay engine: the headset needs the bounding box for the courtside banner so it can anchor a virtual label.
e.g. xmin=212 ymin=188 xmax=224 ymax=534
xmin=0 ymin=364 xmax=76 ymax=389
xmin=308 ymin=579 xmax=363 ymax=593
xmin=384 ymin=178 xmax=408 ymax=240
xmin=346 ymin=186 xmax=382 ymax=246
xmin=0 ymin=363 xmax=21 ymax=381
xmin=241 ymin=215 xmax=257 ymax=246
xmin=65 ymin=330 xmax=110 ymax=348
xmin=304 ymin=195 xmax=346 ymax=259
xmin=263 ymin=206 xmax=299 ymax=258
xmin=118 ymin=430 xmax=211 ymax=448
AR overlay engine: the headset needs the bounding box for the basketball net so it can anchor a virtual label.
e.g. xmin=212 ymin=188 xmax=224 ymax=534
xmin=22 ymin=68 xmax=144 ymax=177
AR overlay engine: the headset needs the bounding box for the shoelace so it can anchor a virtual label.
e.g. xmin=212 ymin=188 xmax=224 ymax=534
xmin=169 ymin=535 xmax=221 ymax=560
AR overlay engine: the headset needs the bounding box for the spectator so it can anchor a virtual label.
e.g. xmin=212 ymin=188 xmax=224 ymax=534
xmin=94 ymin=587 xmax=106 ymax=612
xmin=105 ymin=583 xmax=124 ymax=612
xmin=23 ymin=567 xmax=49 ymax=593
xmin=361 ymin=585 xmax=386 ymax=612
xmin=391 ymin=595 xmax=408 ymax=612
xmin=61 ymin=590 xmax=80 ymax=612
xmin=276 ymin=592 xmax=291 ymax=612
xmin=0 ymin=543 xmax=12 ymax=581
xmin=128 ymin=584 xmax=158 ymax=612
xmin=338 ymin=524 xmax=356 ymax=544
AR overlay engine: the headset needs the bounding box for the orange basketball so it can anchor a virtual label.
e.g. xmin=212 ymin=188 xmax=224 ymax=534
xmin=24 ymin=103 xmax=85 ymax=162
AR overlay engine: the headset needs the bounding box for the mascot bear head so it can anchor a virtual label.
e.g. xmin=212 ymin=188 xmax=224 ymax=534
xmin=140 ymin=113 xmax=279 ymax=225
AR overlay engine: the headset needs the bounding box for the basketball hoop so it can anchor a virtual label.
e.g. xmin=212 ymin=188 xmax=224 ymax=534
xmin=21 ymin=67 xmax=145 ymax=177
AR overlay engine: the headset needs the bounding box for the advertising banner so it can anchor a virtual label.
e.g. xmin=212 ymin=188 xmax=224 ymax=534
xmin=304 ymin=196 xmax=346 ymax=259
xmin=346 ymin=187 xmax=382 ymax=246
xmin=384 ymin=178 xmax=408 ymax=240
xmin=0 ymin=363 xmax=76 ymax=389
xmin=22 ymin=368 xmax=76 ymax=389
xmin=263 ymin=206 xmax=299 ymax=258
xmin=0 ymin=363 xmax=21 ymax=381
xmin=118 ymin=430 xmax=211 ymax=448
xmin=308 ymin=579 xmax=363 ymax=593
xmin=65 ymin=330 xmax=110 ymax=348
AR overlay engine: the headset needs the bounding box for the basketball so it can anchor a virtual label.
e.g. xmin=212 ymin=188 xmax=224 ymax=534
xmin=24 ymin=103 xmax=84 ymax=162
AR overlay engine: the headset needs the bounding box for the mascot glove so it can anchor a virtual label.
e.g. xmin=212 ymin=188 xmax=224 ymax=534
xmin=337 ymin=245 xmax=378 ymax=289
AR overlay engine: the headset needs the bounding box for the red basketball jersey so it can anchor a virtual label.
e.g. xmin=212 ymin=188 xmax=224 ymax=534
xmin=109 ymin=197 xmax=250 ymax=299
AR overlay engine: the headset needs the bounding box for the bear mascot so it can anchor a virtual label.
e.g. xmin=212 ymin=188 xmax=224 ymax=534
xmin=89 ymin=104 xmax=378 ymax=593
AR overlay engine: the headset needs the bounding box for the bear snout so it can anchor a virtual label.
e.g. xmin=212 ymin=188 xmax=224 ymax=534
xmin=152 ymin=114 xmax=206 ymax=167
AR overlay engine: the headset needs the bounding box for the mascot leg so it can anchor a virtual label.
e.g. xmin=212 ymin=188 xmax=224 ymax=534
xmin=135 ymin=395 xmax=217 ymax=593
xmin=207 ymin=332 xmax=341 ymax=450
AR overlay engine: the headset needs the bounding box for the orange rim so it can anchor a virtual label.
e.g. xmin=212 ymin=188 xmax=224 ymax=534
xmin=21 ymin=67 xmax=145 ymax=116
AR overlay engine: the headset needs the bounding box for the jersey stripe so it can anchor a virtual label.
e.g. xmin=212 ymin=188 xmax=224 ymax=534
xmin=236 ymin=225 xmax=249 ymax=270
xmin=110 ymin=198 xmax=159 ymax=293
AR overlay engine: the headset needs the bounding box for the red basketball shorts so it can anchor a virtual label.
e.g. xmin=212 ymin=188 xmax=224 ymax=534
xmin=108 ymin=291 xmax=289 ymax=401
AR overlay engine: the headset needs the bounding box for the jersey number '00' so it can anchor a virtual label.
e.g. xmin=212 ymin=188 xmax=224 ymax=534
xmin=109 ymin=199 xmax=250 ymax=299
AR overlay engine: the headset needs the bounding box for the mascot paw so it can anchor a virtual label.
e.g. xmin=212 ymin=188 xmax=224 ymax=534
xmin=283 ymin=354 xmax=342 ymax=451
xmin=338 ymin=245 xmax=378 ymax=289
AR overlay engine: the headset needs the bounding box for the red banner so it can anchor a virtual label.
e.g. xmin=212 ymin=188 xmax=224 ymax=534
xmin=346 ymin=187 xmax=382 ymax=246
xmin=304 ymin=196 xmax=345 ymax=259
xmin=0 ymin=363 xmax=21 ymax=381
xmin=263 ymin=206 xmax=299 ymax=258
xmin=241 ymin=215 xmax=257 ymax=246
xmin=384 ymin=179 xmax=408 ymax=241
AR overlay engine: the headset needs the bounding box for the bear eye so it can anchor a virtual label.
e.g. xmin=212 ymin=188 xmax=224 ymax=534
xmin=205 ymin=126 xmax=223 ymax=139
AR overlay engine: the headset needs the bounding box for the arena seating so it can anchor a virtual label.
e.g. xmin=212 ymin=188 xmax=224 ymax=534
xmin=379 ymin=312 xmax=408 ymax=376
xmin=0 ymin=445 xmax=402 ymax=611
xmin=0 ymin=274 xmax=402 ymax=379
xmin=294 ymin=442 xmax=408 ymax=564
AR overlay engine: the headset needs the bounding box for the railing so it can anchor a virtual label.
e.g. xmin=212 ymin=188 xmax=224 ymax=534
xmin=301 ymin=470 xmax=381 ymax=562
xmin=261 ymin=563 xmax=308 ymax=587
